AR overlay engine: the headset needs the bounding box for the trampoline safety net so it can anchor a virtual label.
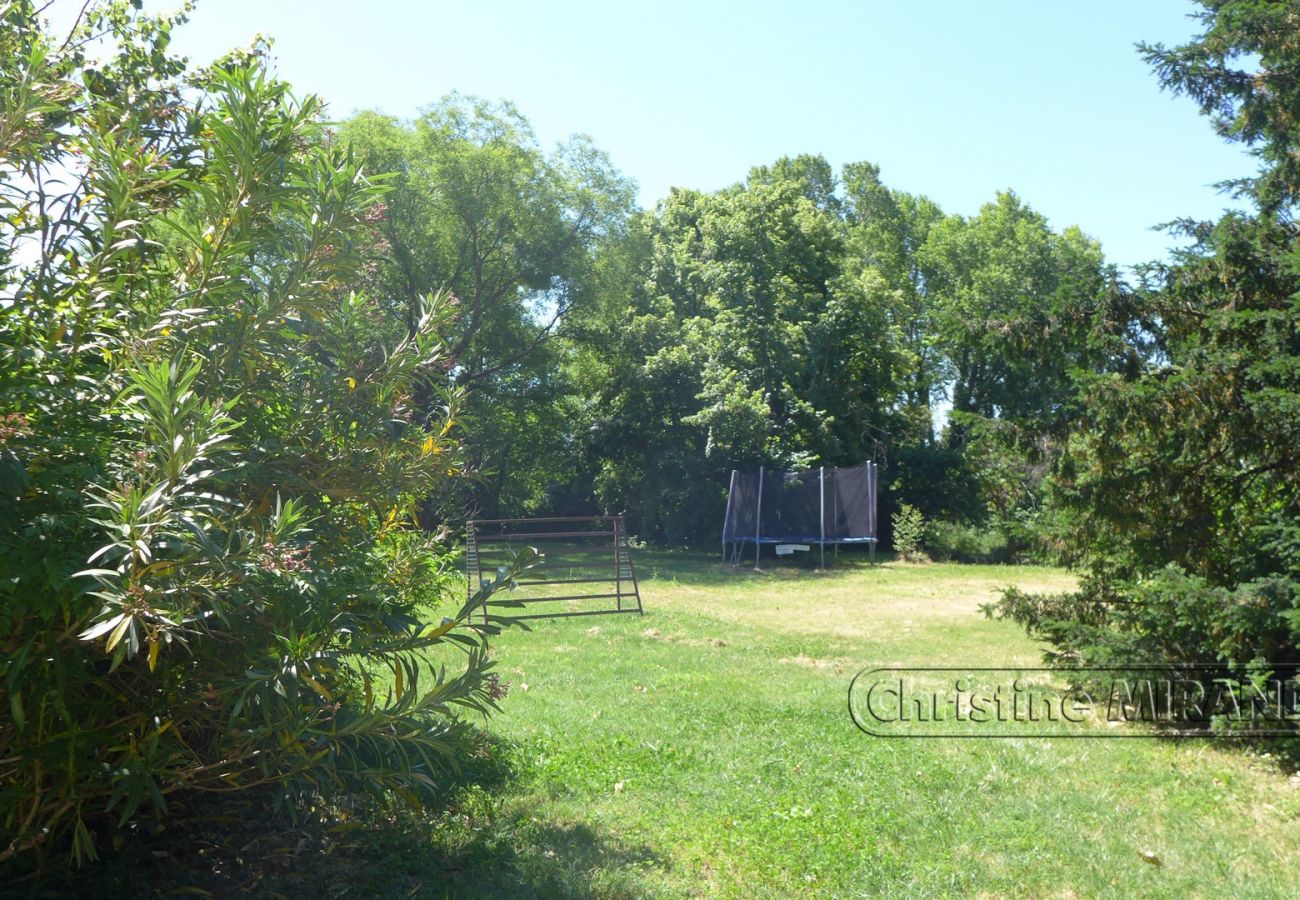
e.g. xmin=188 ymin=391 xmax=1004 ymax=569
xmin=721 ymin=462 xmax=878 ymax=566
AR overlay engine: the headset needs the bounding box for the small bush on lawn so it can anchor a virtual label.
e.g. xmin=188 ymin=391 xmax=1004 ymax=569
xmin=891 ymin=504 xmax=927 ymax=562
xmin=0 ymin=2 xmax=521 ymax=872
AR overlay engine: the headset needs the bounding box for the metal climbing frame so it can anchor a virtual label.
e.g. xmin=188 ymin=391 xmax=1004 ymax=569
xmin=467 ymin=516 xmax=644 ymax=621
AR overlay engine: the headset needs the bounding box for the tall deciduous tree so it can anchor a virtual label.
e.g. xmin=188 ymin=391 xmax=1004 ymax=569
xmin=842 ymin=162 xmax=946 ymax=445
xmin=342 ymin=98 xmax=634 ymax=517
xmin=571 ymin=157 xmax=905 ymax=543
xmin=922 ymin=192 xmax=1107 ymax=427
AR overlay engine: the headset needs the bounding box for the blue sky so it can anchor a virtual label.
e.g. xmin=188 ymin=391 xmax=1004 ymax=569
xmin=118 ymin=1 xmax=1257 ymax=267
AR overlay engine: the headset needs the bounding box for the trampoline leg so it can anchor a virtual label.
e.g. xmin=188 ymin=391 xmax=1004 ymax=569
xmin=870 ymin=542 xmax=876 ymax=564
xmin=754 ymin=540 xmax=761 ymax=570
xmin=820 ymin=541 xmax=825 ymax=570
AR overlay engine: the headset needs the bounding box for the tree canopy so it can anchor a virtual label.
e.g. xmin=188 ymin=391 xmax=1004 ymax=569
xmin=989 ymin=0 xmax=1300 ymax=689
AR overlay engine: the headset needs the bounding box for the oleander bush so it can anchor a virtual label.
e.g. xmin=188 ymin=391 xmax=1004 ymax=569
xmin=0 ymin=1 xmax=522 ymax=871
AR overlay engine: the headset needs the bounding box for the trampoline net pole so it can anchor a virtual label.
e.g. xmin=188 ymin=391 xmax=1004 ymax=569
xmin=754 ymin=465 xmax=764 ymax=569
xmin=819 ymin=465 xmax=825 ymax=569
xmin=870 ymin=462 xmax=878 ymax=562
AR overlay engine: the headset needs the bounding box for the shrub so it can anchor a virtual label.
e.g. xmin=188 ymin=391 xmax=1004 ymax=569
xmin=987 ymin=567 xmax=1298 ymax=669
xmin=891 ymin=503 xmax=927 ymax=562
xmin=926 ymin=520 xmax=1011 ymax=564
xmin=0 ymin=3 xmax=521 ymax=870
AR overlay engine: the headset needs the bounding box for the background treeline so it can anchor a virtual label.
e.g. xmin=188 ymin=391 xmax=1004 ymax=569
xmin=342 ymin=109 xmax=1140 ymax=557
xmin=342 ymin=0 xmax=1300 ymax=699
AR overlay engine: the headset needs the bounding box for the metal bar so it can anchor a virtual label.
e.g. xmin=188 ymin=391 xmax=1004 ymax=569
xmin=475 ymin=530 xmax=615 ymax=540
xmin=819 ymin=465 xmax=826 ymax=569
xmin=620 ymin=515 xmax=643 ymax=614
xmin=833 ymin=467 xmax=839 ymax=544
xmin=871 ymin=462 xmax=878 ymax=539
xmin=722 ymin=468 xmax=737 ymax=562
xmin=469 ymin=516 xmax=615 ymax=525
xmin=465 ymin=526 xmax=483 ymax=623
xmin=472 ymin=544 xmax=618 ymax=554
xmin=513 ymin=576 xmax=623 ymax=586
xmin=501 ymin=608 xmax=643 ymax=621
xmin=614 ymin=516 xmax=623 ymax=611
xmin=754 ymin=465 xmax=764 ymax=570
xmin=475 ymin=562 xmax=621 ymax=574
xmin=491 ymin=592 xmax=624 ymax=603
xmin=482 ymin=539 xmax=619 ymax=545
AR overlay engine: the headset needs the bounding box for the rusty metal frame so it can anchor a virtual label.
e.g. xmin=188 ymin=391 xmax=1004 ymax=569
xmin=467 ymin=516 xmax=644 ymax=621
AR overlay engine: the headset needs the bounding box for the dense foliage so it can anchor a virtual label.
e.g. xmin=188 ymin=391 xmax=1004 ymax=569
xmin=987 ymin=0 xmax=1300 ymax=686
xmin=340 ymin=102 xmax=635 ymax=519
xmin=0 ymin=2 xmax=521 ymax=871
xmin=6 ymin=0 xmax=1296 ymax=877
xmin=331 ymin=0 xmax=1300 ymax=698
xmin=341 ymin=98 xmax=1134 ymax=547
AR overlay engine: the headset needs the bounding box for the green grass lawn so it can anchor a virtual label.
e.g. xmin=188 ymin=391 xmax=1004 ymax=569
xmin=359 ymin=552 xmax=1299 ymax=898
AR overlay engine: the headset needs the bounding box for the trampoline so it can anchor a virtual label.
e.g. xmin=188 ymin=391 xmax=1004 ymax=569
xmin=722 ymin=462 xmax=878 ymax=567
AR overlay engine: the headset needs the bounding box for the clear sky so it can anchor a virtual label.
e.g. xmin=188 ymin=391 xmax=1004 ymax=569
xmin=99 ymin=1 xmax=1257 ymax=267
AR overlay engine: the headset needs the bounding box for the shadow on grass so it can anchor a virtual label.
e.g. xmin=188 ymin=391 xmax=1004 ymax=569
xmin=336 ymin=734 xmax=667 ymax=897
xmin=632 ymin=547 xmax=886 ymax=587
xmin=225 ymin=731 xmax=665 ymax=897
xmin=136 ymin=801 xmax=665 ymax=899
xmin=392 ymin=816 xmax=664 ymax=899
xmin=13 ymin=731 xmax=663 ymax=900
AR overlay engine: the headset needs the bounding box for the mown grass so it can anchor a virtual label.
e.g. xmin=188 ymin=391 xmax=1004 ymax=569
xmin=347 ymin=552 xmax=1299 ymax=898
